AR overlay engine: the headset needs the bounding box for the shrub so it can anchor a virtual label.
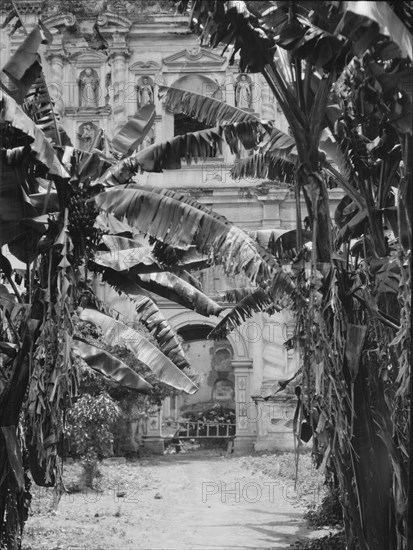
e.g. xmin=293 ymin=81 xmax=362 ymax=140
xmin=291 ymin=531 xmax=346 ymax=550
xmin=183 ymin=404 xmax=236 ymax=436
xmin=304 ymin=485 xmax=343 ymax=528
xmin=65 ymin=393 xmax=121 ymax=487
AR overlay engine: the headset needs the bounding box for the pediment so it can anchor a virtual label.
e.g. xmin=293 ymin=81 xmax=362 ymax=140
xmin=129 ymin=61 xmax=162 ymax=74
xmin=69 ymin=50 xmax=108 ymax=68
xmin=163 ymin=47 xmax=226 ymax=69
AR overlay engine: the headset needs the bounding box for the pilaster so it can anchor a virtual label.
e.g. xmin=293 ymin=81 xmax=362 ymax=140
xmin=232 ymin=359 xmax=255 ymax=454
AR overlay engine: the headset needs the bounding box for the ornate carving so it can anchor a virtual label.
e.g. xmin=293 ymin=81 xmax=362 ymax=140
xmin=129 ymin=60 xmax=161 ymax=74
xmin=186 ymin=46 xmax=202 ymax=60
xmin=96 ymin=14 xmax=108 ymax=26
xmin=162 ymin=48 xmax=226 ymax=69
xmin=64 ymin=13 xmax=77 ymax=29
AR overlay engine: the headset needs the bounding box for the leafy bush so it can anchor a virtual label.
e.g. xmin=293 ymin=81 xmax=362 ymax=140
xmin=65 ymin=393 xmax=121 ymax=487
xmin=182 ymin=405 xmax=236 ymax=437
xmin=304 ymin=485 xmax=343 ymax=528
xmin=184 ymin=404 xmax=236 ymax=424
xmin=290 ymin=531 xmax=346 ymax=550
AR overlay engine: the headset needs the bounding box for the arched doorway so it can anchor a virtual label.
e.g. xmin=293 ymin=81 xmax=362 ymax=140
xmin=174 ymin=324 xmax=235 ymax=418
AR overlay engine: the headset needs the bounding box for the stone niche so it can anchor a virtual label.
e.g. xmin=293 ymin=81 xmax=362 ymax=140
xmin=77 ymin=121 xmax=100 ymax=150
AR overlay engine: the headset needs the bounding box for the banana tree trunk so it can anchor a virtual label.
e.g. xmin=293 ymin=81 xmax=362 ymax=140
xmin=351 ymin=358 xmax=394 ymax=550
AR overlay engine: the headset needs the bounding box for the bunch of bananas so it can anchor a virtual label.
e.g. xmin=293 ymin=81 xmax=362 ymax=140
xmin=68 ymin=185 xmax=99 ymax=264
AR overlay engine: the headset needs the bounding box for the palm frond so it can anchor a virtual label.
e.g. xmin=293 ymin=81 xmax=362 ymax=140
xmin=78 ymin=308 xmax=198 ymax=394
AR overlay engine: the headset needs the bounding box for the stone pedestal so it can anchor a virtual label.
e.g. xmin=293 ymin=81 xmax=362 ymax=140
xmin=232 ymin=359 xmax=255 ymax=455
xmin=253 ymin=396 xmax=296 ymax=451
xmin=143 ymin=407 xmax=164 ymax=455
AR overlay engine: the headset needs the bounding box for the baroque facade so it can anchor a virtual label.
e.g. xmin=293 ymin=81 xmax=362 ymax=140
xmin=0 ymin=1 xmax=343 ymax=452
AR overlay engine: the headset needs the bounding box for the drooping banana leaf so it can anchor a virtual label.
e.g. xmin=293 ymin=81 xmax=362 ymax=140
xmin=95 ymin=246 xmax=159 ymax=272
xmin=90 ymin=270 xmax=190 ymax=370
xmin=252 ymin=228 xmax=312 ymax=258
xmin=78 ymin=308 xmax=198 ymax=394
xmin=2 ymin=23 xmax=50 ymax=103
xmin=339 ymin=1 xmax=413 ymax=60
xmin=219 ymin=287 xmax=258 ymax=303
xmin=231 ymin=151 xmax=295 ymax=182
xmin=0 ymin=148 xmax=61 ymax=248
xmin=110 ymin=103 xmax=156 ymax=157
xmin=96 ymin=236 xmax=208 ymax=277
xmin=208 ymin=288 xmax=274 ymax=339
xmin=95 ymin=185 xmax=296 ymax=294
xmin=99 ymin=127 xmax=222 ymax=186
xmin=0 ymin=91 xmax=68 ymax=179
xmin=95 ymin=213 xmax=135 ymax=236
xmin=101 ymin=234 xmax=144 ymax=251
xmin=72 ymin=338 xmax=152 ymax=392
xmin=158 ymin=85 xmax=266 ymax=149
xmin=136 ymin=271 xmax=223 ymax=317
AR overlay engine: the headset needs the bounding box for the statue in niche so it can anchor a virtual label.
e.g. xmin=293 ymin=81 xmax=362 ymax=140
xmin=78 ymin=68 xmax=99 ymax=108
xmin=235 ymin=74 xmax=252 ymax=109
xmin=137 ymin=76 xmax=154 ymax=108
xmin=78 ymin=122 xmax=98 ymax=151
xmin=104 ymin=71 xmax=112 ymax=107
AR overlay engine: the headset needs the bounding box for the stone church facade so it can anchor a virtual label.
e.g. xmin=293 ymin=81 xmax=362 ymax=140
xmin=1 ymin=1 xmax=343 ymax=453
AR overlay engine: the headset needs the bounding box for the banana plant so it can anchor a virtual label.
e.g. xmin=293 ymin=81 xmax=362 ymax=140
xmin=178 ymin=2 xmax=412 ymax=549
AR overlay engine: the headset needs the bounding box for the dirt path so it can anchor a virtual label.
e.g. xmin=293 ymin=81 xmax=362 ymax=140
xmin=24 ymin=454 xmax=312 ymax=550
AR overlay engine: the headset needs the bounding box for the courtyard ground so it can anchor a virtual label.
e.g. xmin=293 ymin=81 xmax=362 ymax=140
xmin=23 ymin=450 xmax=338 ymax=550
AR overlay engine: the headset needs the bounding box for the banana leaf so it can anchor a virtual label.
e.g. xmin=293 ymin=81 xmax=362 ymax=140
xmin=111 ymin=103 xmax=156 ymax=157
xmin=2 ymin=23 xmax=51 ymax=103
xmin=95 ymin=246 xmax=159 ymax=272
xmin=72 ymin=338 xmax=152 ymax=392
xmin=95 ymin=185 xmax=295 ymax=291
xmin=90 ymin=271 xmax=190 ymax=370
xmin=136 ymin=271 xmax=223 ymax=317
xmin=0 ymin=91 xmax=68 ymax=179
xmin=78 ymin=308 xmax=198 ymax=394
xmin=219 ymin=287 xmax=258 ymax=303
xmin=344 ymin=324 xmax=368 ymax=382
xmin=158 ymin=85 xmax=266 ymax=148
xmin=99 ymin=127 xmax=222 ymax=186
xmin=208 ymin=288 xmax=274 ymax=339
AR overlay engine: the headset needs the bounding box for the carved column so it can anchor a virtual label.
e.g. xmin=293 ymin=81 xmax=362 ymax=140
xmin=47 ymin=53 xmax=66 ymax=119
xmin=232 ymin=359 xmax=255 ymax=454
xmin=109 ymin=33 xmax=130 ymax=127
